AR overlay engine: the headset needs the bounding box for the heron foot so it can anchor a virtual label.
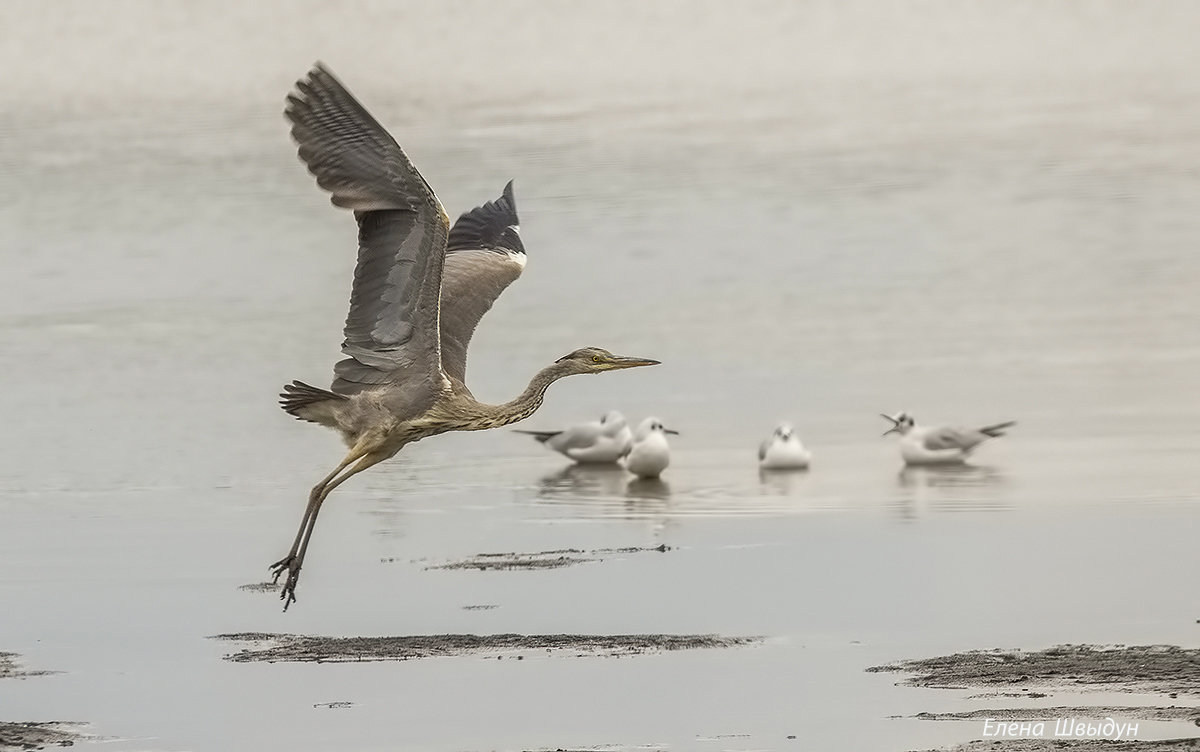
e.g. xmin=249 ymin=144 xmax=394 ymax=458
xmin=268 ymin=555 xmax=301 ymax=611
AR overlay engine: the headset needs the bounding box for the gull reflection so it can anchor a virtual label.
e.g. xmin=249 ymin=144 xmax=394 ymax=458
xmin=758 ymin=466 xmax=811 ymax=496
xmin=625 ymin=477 xmax=671 ymax=502
xmin=538 ymin=463 xmax=629 ymax=500
xmin=897 ymin=463 xmax=1002 ymax=489
xmin=892 ymin=463 xmax=1010 ymax=521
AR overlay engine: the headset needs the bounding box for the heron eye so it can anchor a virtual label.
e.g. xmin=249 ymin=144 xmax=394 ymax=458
xmin=592 ymin=355 xmax=602 ymax=363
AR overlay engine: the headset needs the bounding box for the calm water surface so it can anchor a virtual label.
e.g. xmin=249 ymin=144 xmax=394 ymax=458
xmin=1 ymin=2 xmax=1198 ymax=750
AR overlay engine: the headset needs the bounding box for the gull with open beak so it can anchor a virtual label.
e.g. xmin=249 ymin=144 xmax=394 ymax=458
xmin=881 ymin=412 xmax=1015 ymax=466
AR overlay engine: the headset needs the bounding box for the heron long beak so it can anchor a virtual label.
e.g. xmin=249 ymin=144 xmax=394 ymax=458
xmin=882 ymin=427 xmax=899 ymax=437
xmin=609 ymin=356 xmax=661 ymax=369
xmin=663 ymin=428 xmax=680 ymax=435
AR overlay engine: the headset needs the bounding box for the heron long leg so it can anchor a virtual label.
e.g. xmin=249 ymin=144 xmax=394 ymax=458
xmin=269 ymin=448 xmax=366 ymax=583
xmin=277 ymin=450 xmax=389 ymax=610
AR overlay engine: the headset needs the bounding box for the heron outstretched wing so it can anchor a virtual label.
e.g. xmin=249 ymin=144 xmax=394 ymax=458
xmin=286 ymin=63 xmax=450 ymax=396
xmin=439 ymin=181 xmax=526 ymax=385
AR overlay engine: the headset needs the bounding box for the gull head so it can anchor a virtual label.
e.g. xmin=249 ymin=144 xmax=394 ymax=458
xmin=599 ymin=409 xmax=628 ymax=428
xmin=773 ymin=423 xmax=796 ymax=441
xmin=636 ymin=416 xmax=679 ymax=439
xmin=881 ymin=412 xmax=916 ymax=437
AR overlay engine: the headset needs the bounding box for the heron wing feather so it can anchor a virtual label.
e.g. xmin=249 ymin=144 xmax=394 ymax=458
xmin=286 ymin=63 xmax=450 ymax=397
xmin=439 ymin=182 xmax=525 ymax=384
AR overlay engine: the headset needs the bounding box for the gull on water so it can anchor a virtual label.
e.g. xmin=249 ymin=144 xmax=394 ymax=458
xmin=624 ymin=417 xmax=679 ymax=479
xmin=515 ymin=410 xmax=633 ymax=464
xmin=881 ymin=412 xmax=1016 ymax=466
xmin=758 ymin=424 xmax=812 ymax=470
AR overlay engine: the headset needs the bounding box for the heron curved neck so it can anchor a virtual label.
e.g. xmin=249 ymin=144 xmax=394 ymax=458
xmin=493 ymin=361 xmax=571 ymax=424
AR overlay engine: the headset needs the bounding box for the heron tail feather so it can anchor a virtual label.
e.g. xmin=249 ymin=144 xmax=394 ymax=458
xmin=280 ymin=380 xmax=349 ymax=428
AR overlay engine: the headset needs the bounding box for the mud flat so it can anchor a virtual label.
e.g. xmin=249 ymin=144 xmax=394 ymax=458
xmin=213 ymin=632 xmax=755 ymax=663
xmin=421 ymin=544 xmax=671 ymax=572
xmin=430 ymin=549 xmax=595 ymax=571
xmin=910 ymin=707 xmax=1200 ymax=723
xmin=237 ymin=582 xmax=279 ymax=593
xmin=912 ymin=740 xmax=1200 ymax=751
xmin=0 ymin=653 xmax=53 ymax=681
xmin=871 ymin=645 xmax=1200 ymax=695
xmin=0 ymin=653 xmax=83 ymax=752
xmin=872 ymin=645 xmax=1200 ymax=752
xmin=0 ymin=721 xmax=83 ymax=751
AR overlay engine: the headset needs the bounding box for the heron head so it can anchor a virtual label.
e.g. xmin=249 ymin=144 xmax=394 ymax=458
xmin=881 ymin=412 xmax=915 ymax=437
xmin=774 ymin=424 xmax=795 ymax=441
xmin=555 ymin=347 xmax=660 ymax=375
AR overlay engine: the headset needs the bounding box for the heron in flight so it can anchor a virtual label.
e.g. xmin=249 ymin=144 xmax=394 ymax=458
xmin=881 ymin=412 xmax=1015 ymax=465
xmin=271 ymin=64 xmax=660 ymax=609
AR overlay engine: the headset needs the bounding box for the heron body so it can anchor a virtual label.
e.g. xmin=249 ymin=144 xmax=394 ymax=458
xmin=758 ymin=424 xmax=812 ymax=470
xmin=881 ymin=412 xmax=1015 ymax=466
xmin=270 ymin=64 xmax=659 ymax=609
xmin=515 ymin=410 xmax=633 ymax=464
xmin=624 ymin=417 xmax=678 ymax=479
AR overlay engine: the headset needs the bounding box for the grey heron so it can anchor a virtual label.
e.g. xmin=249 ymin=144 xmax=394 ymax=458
xmin=881 ymin=412 xmax=1015 ymax=465
xmin=271 ymin=64 xmax=659 ymax=609
xmin=514 ymin=410 xmax=634 ymax=464
xmin=758 ymin=424 xmax=812 ymax=470
xmin=624 ymin=417 xmax=678 ymax=479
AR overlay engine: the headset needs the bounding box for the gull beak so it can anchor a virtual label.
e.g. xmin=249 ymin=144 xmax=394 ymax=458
xmin=663 ymin=428 xmax=680 ymax=435
xmin=880 ymin=413 xmax=900 ymax=437
xmin=609 ymin=356 xmax=661 ymax=369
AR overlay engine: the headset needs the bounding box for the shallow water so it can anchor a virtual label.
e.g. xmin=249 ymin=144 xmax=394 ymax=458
xmin=2 ymin=2 xmax=1199 ymax=751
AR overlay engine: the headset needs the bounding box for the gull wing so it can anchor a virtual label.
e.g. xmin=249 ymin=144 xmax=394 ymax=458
xmin=439 ymin=181 xmax=526 ymax=386
xmin=922 ymin=420 xmax=1015 ymax=451
xmin=921 ymin=427 xmax=987 ymax=452
xmin=286 ymin=63 xmax=450 ymax=397
xmin=543 ymin=421 xmax=606 ymax=454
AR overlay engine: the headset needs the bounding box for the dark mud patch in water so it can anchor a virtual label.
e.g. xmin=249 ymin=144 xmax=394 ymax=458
xmin=432 ymin=550 xmax=595 ymax=570
xmin=0 ymin=721 xmax=84 ymax=750
xmin=237 ymin=582 xmax=279 ymax=593
xmin=871 ymin=645 xmax=1200 ymax=695
xmin=908 ymin=706 xmax=1200 ymax=723
xmin=419 ymin=544 xmax=671 ymax=572
xmin=213 ymin=632 xmax=755 ymax=663
xmin=0 ymin=653 xmax=54 ymax=680
xmin=1 ymin=654 xmax=81 ymax=751
xmin=914 ymin=740 xmax=1200 ymax=751
xmin=878 ymin=646 xmax=1200 ymax=752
